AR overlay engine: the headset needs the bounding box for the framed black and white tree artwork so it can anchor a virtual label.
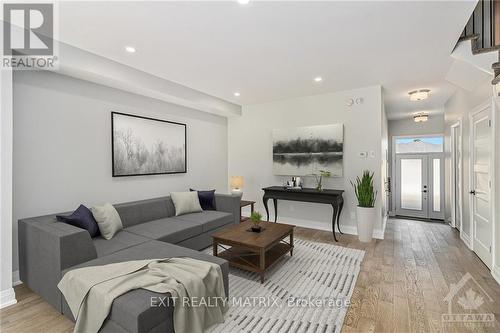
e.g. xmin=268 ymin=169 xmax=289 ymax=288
xmin=112 ymin=112 xmax=186 ymax=177
xmin=272 ymin=124 xmax=343 ymax=176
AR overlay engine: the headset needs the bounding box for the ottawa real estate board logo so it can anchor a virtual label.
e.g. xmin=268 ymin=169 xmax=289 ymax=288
xmin=2 ymin=2 xmax=58 ymax=69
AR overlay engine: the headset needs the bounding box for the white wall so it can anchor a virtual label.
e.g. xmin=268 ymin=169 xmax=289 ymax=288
xmin=1 ymin=69 xmax=16 ymax=308
xmin=228 ymin=86 xmax=385 ymax=236
xmin=12 ymin=71 xmax=229 ymax=272
xmin=444 ymin=79 xmax=492 ymax=243
xmin=387 ymin=114 xmax=445 ymax=213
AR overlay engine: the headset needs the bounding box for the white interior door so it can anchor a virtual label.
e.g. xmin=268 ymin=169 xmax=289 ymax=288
xmin=396 ymin=154 xmax=428 ymax=218
xmin=470 ymin=106 xmax=492 ymax=268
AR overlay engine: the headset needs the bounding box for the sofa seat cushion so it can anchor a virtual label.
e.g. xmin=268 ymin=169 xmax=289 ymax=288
xmin=125 ymin=218 xmax=202 ymax=244
xmin=93 ymin=231 xmax=150 ymax=257
xmin=62 ymin=240 xmax=229 ymax=333
xmin=174 ymin=211 xmax=233 ymax=232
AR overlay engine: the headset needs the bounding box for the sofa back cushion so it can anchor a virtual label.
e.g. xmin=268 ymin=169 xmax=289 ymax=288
xmin=114 ymin=197 xmax=174 ymax=228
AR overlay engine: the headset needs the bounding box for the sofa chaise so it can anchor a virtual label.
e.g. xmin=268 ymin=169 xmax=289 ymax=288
xmin=18 ymin=193 xmax=241 ymax=333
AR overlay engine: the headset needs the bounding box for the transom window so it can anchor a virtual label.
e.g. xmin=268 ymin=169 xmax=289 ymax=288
xmin=395 ymin=136 xmax=443 ymax=154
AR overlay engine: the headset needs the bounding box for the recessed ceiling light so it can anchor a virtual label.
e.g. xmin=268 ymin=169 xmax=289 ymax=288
xmin=314 ymin=77 xmax=323 ymax=82
xmin=234 ymin=92 xmax=241 ymax=97
xmin=409 ymin=89 xmax=430 ymax=101
xmin=237 ymin=0 xmax=250 ymax=4
xmin=125 ymin=46 xmax=136 ymax=53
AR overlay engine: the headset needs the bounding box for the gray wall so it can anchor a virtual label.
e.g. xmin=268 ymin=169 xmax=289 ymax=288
xmin=12 ymin=71 xmax=229 ymax=272
xmin=228 ymin=85 xmax=385 ymax=235
xmin=1 ymin=69 xmax=14 ymax=303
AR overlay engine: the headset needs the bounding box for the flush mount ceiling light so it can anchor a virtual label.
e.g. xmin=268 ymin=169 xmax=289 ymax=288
xmin=413 ymin=112 xmax=429 ymax=123
xmin=233 ymin=92 xmax=241 ymax=97
xmin=408 ymin=89 xmax=430 ymax=101
xmin=125 ymin=46 xmax=136 ymax=53
xmin=237 ymin=0 xmax=250 ymax=4
xmin=314 ymin=76 xmax=323 ymax=82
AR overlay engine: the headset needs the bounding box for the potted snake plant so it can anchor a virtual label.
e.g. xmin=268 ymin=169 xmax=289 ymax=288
xmin=351 ymin=170 xmax=377 ymax=242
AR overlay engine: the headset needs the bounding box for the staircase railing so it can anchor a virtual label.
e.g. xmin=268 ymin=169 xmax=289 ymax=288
xmin=460 ymin=0 xmax=499 ymax=50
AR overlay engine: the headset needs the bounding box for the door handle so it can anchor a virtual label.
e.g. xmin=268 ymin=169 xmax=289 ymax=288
xmin=469 ymin=190 xmax=476 ymax=195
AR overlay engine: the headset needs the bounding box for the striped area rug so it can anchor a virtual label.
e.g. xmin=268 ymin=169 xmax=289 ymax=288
xmin=206 ymin=238 xmax=365 ymax=333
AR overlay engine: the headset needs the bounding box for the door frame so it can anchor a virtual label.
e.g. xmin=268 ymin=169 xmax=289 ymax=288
xmin=450 ymin=120 xmax=463 ymax=231
xmin=391 ymin=134 xmax=445 ymax=219
xmin=468 ymin=99 xmax=496 ymax=269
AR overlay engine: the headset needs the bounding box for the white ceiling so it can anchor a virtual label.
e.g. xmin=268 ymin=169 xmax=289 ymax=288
xmin=57 ymin=1 xmax=476 ymax=119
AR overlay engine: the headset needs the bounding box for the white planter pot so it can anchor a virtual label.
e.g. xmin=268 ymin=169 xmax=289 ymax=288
xmin=356 ymin=206 xmax=376 ymax=242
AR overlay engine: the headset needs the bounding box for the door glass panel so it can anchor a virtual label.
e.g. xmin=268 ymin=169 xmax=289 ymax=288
xmin=433 ymin=159 xmax=440 ymax=212
xmin=400 ymin=159 xmax=422 ymax=210
xmin=395 ymin=137 xmax=443 ymax=153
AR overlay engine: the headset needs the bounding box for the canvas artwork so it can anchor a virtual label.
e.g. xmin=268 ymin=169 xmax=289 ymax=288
xmin=272 ymin=124 xmax=343 ymax=176
xmin=112 ymin=112 xmax=186 ymax=176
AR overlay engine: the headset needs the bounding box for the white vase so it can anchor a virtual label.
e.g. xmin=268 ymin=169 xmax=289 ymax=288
xmin=356 ymin=206 xmax=375 ymax=242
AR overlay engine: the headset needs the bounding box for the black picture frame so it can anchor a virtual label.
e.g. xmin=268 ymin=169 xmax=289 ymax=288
xmin=111 ymin=111 xmax=187 ymax=177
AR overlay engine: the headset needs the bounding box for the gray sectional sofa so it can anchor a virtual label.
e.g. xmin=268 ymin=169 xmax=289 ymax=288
xmin=18 ymin=193 xmax=240 ymax=333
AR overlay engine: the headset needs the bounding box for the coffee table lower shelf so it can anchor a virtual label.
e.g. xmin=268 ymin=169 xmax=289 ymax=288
xmin=214 ymin=243 xmax=292 ymax=283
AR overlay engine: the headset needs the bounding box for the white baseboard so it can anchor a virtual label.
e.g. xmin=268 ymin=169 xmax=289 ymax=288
xmin=0 ymin=288 xmax=17 ymax=309
xmin=460 ymin=232 xmax=473 ymax=250
xmin=492 ymin=265 xmax=500 ymax=285
xmin=12 ymin=270 xmax=21 ymax=286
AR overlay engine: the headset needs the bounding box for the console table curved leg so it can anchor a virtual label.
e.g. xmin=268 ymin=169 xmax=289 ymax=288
xmin=273 ymin=198 xmax=278 ymax=222
xmin=337 ymin=197 xmax=344 ymax=234
xmin=263 ymin=197 xmax=270 ymax=222
xmin=331 ymin=204 xmax=339 ymax=242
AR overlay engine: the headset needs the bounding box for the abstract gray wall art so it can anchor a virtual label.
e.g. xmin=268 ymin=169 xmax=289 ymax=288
xmin=112 ymin=112 xmax=186 ymax=176
xmin=272 ymin=124 xmax=343 ymax=176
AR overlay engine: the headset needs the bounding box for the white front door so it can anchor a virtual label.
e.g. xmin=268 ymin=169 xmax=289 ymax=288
xmin=470 ymin=106 xmax=492 ymax=268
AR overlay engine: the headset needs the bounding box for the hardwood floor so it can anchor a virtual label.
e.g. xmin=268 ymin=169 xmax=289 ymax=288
xmin=1 ymin=218 xmax=499 ymax=333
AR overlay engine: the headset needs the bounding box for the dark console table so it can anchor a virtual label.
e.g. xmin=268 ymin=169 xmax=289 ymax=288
xmin=262 ymin=186 xmax=344 ymax=241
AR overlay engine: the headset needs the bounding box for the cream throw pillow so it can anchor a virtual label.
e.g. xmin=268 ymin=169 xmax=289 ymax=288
xmin=171 ymin=191 xmax=202 ymax=216
xmin=91 ymin=203 xmax=123 ymax=240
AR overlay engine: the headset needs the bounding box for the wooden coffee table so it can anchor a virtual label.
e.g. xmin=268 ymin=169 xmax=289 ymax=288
xmin=211 ymin=220 xmax=294 ymax=283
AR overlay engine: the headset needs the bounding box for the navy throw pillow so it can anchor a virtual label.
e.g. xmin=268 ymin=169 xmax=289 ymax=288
xmin=56 ymin=204 xmax=100 ymax=237
xmin=190 ymin=189 xmax=216 ymax=211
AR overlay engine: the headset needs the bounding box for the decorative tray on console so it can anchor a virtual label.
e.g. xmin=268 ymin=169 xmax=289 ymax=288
xmin=283 ymin=186 xmax=302 ymax=190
